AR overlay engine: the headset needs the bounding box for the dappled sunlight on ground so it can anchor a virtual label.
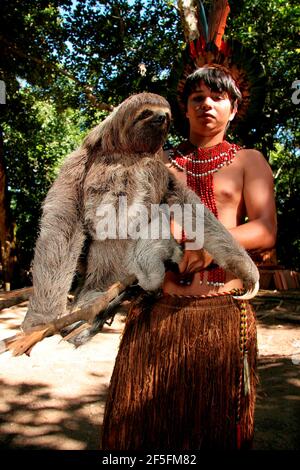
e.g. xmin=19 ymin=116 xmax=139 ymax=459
xmin=0 ymin=294 xmax=299 ymax=449
xmin=0 ymin=301 xmax=125 ymax=449
xmin=255 ymin=357 xmax=300 ymax=450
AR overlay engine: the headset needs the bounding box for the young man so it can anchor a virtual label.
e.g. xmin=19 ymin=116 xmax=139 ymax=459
xmin=163 ymin=66 xmax=277 ymax=296
xmin=101 ymin=66 xmax=277 ymax=450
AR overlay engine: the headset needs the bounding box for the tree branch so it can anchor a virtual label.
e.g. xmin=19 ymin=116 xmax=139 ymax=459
xmin=0 ymin=36 xmax=114 ymax=111
xmin=1 ymin=275 xmax=137 ymax=356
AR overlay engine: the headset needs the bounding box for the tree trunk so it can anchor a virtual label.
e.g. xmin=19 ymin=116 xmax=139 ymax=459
xmin=177 ymin=0 xmax=200 ymax=42
xmin=0 ymin=125 xmax=16 ymax=290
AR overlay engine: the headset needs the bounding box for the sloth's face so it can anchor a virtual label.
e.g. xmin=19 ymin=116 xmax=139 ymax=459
xmin=124 ymin=104 xmax=171 ymax=154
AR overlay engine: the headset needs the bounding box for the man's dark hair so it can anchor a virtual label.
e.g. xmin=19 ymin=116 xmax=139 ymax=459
xmin=182 ymin=66 xmax=242 ymax=109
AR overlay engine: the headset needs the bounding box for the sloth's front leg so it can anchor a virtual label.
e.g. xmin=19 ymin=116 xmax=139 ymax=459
xmin=127 ymin=238 xmax=183 ymax=292
xmin=165 ymin=176 xmax=259 ymax=298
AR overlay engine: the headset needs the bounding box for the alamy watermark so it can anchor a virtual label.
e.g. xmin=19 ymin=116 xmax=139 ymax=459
xmin=291 ymin=80 xmax=300 ymax=105
xmin=0 ymin=80 xmax=6 ymax=104
xmin=95 ymin=196 xmax=204 ymax=250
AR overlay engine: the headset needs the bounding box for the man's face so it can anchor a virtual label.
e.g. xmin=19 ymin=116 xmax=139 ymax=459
xmin=185 ymin=81 xmax=237 ymax=136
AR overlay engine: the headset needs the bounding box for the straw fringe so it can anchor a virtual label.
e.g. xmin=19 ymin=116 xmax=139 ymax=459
xmin=101 ymin=294 xmax=257 ymax=450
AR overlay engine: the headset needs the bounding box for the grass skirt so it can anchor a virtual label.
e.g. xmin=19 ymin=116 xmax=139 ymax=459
xmin=101 ymin=293 xmax=257 ymax=450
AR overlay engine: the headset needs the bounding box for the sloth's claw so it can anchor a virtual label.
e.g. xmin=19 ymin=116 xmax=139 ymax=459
xmin=233 ymin=280 xmax=259 ymax=300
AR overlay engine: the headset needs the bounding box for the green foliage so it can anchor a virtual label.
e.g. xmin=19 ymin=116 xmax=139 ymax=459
xmin=227 ymin=0 xmax=300 ymax=269
xmin=227 ymin=0 xmax=299 ymax=153
xmin=269 ymin=143 xmax=300 ymax=270
xmin=1 ymin=0 xmax=71 ymax=87
xmin=61 ymin=0 xmax=182 ymax=110
xmin=2 ymin=87 xmax=87 ymax=273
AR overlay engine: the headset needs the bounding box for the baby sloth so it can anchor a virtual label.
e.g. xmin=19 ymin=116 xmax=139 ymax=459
xmin=22 ymin=92 xmax=259 ymax=332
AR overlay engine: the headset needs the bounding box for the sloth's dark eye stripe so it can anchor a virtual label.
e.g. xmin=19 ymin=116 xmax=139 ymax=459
xmin=137 ymin=109 xmax=153 ymax=121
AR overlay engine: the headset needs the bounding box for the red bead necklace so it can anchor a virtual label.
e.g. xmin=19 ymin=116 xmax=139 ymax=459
xmin=168 ymin=140 xmax=241 ymax=286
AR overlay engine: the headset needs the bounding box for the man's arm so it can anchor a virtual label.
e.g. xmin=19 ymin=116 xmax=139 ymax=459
xmin=162 ymin=148 xmax=214 ymax=272
xmin=162 ymin=148 xmax=277 ymax=273
xmin=229 ymin=149 xmax=277 ymax=251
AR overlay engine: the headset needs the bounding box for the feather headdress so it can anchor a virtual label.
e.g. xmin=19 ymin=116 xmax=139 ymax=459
xmin=170 ymin=1 xmax=266 ymax=140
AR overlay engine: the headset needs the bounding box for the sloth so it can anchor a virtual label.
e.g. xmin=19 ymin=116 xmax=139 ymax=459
xmin=22 ymin=92 xmax=259 ymax=332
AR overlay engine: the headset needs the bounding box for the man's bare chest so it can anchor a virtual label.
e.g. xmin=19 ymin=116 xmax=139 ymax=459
xmin=167 ymin=158 xmax=244 ymax=208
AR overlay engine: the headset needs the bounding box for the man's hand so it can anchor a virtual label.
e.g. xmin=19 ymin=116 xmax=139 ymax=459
xmin=178 ymin=249 xmax=213 ymax=275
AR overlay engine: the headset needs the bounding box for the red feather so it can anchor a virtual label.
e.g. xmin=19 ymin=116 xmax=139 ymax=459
xmin=196 ymin=36 xmax=206 ymax=55
xmin=189 ymin=40 xmax=198 ymax=60
xmin=208 ymin=0 xmax=230 ymax=49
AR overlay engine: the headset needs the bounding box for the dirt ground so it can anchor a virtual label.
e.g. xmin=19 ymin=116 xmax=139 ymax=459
xmin=0 ymin=291 xmax=299 ymax=450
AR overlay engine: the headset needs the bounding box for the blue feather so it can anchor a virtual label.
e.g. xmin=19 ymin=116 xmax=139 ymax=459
xmin=197 ymin=1 xmax=209 ymax=43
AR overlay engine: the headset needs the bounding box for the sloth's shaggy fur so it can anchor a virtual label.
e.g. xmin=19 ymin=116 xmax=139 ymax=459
xmin=22 ymin=92 xmax=259 ymax=331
